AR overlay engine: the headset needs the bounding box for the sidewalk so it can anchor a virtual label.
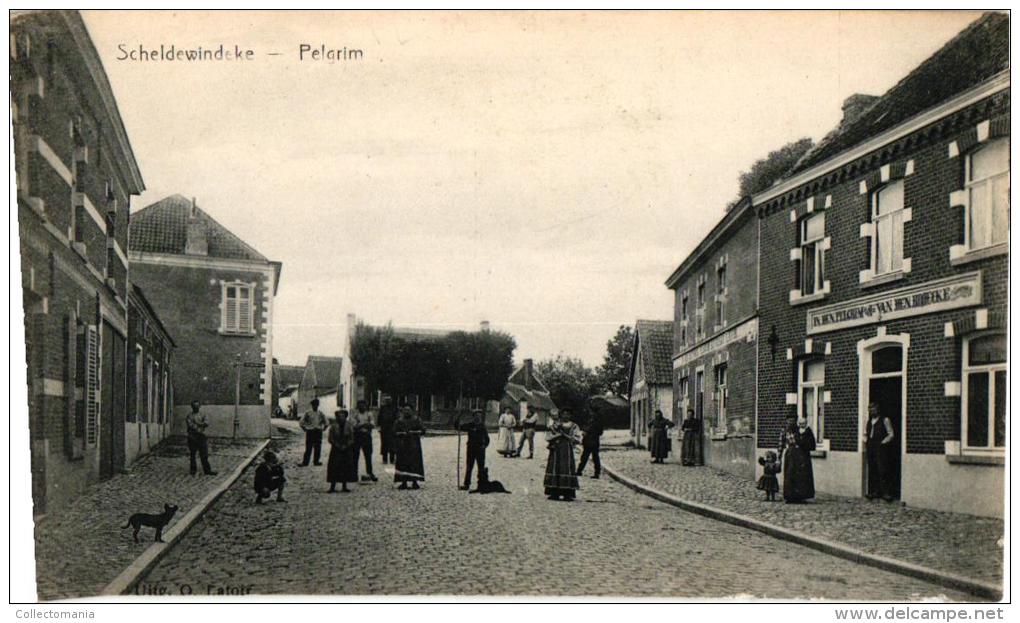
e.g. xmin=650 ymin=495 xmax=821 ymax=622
xmin=34 ymin=436 xmax=265 ymax=601
xmin=604 ymin=449 xmax=1003 ymax=589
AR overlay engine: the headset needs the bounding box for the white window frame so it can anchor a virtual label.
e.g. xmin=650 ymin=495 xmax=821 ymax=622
xmin=696 ymin=278 xmax=706 ymax=339
xmin=677 ymin=376 xmax=689 ymax=417
xmin=964 ymin=138 xmax=1009 ymax=253
xmin=871 ymin=180 xmax=906 ymax=277
xmin=715 ymin=259 xmax=728 ymax=329
xmin=961 ymin=333 xmax=1006 ymax=454
xmin=714 ymin=363 xmax=727 ymax=430
xmin=220 ymin=281 xmax=256 ymax=335
xmin=798 ymin=359 xmax=825 ymax=442
xmin=800 ymin=213 xmax=826 ymax=295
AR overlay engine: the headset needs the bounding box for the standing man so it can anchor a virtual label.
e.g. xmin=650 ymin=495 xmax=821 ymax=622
xmin=865 ymin=402 xmax=896 ymax=501
xmin=456 ymin=410 xmax=489 ymax=490
xmin=516 ymin=406 xmax=539 ymax=459
xmin=186 ymin=400 xmax=217 ymax=476
xmin=352 ymin=400 xmax=378 ymax=481
xmin=299 ymin=397 xmax=328 ymax=466
xmin=576 ymin=409 xmax=603 ymax=479
xmin=377 ymin=396 xmax=398 ymax=465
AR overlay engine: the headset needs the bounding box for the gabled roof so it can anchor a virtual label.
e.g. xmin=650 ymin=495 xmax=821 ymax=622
xmin=789 ymin=12 xmax=1009 ymax=176
xmin=129 ymin=194 xmax=269 ymax=262
xmin=274 ymin=364 xmax=305 ymax=390
xmin=630 ymin=320 xmax=674 ymax=388
xmin=301 ymin=355 xmax=344 ymax=393
xmin=504 ymin=362 xmax=556 ymax=411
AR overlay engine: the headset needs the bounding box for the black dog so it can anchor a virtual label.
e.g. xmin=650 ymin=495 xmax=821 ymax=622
xmin=469 ymin=468 xmax=511 ymax=494
xmin=122 ymin=503 xmax=179 ymax=543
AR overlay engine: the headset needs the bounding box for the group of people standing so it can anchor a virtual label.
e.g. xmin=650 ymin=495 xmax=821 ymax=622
xmin=297 ymin=396 xmax=427 ymax=493
xmin=489 ymin=406 xmax=542 ymax=459
xmin=646 ymin=408 xmax=704 ymax=466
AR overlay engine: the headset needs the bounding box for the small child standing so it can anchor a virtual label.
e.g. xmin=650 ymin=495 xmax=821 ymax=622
xmin=757 ymin=450 xmax=781 ymax=501
xmin=254 ymin=451 xmax=287 ymax=504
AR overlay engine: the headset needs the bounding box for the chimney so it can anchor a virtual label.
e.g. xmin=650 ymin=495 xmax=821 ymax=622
xmin=840 ymin=93 xmax=878 ymax=128
xmin=523 ymin=358 xmax=533 ymax=388
xmin=480 ymin=320 xmax=491 ymax=332
xmin=184 ymin=197 xmax=208 ymax=256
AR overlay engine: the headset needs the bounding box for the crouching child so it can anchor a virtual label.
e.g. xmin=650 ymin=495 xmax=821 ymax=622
xmin=254 ymin=451 xmax=287 ymax=504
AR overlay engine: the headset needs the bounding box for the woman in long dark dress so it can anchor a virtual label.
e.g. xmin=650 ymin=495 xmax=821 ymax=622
xmin=327 ymin=409 xmax=358 ymax=493
xmin=648 ymin=410 xmax=674 ymax=463
xmin=394 ymin=406 xmax=426 ymax=489
xmin=779 ymin=414 xmax=816 ymax=503
xmin=680 ymin=408 xmax=703 ymax=466
xmin=544 ymin=410 xmax=581 ymax=501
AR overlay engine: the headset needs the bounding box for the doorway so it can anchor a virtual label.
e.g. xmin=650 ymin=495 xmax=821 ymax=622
xmin=862 ymin=343 xmax=905 ymax=500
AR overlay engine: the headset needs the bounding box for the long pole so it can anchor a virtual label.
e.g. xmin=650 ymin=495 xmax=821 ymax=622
xmin=233 ymin=354 xmax=240 ymax=441
xmin=456 ymin=423 xmax=462 ymax=488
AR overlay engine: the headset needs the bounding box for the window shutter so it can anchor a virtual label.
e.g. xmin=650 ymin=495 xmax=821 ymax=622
xmin=225 ymin=287 xmax=238 ymax=332
xmin=239 ymin=287 xmax=251 ymax=332
xmin=85 ymin=325 xmax=99 ymax=446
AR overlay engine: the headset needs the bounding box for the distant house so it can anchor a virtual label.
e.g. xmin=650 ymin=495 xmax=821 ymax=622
xmin=273 ymin=363 xmax=304 ymax=415
xmin=128 ymin=194 xmax=282 ymax=438
xmin=499 ymin=358 xmax=557 ymax=428
xmin=126 ymin=285 xmax=175 ymax=466
xmin=297 ymin=355 xmax=344 ymax=416
xmin=628 ymin=320 xmax=675 ymax=449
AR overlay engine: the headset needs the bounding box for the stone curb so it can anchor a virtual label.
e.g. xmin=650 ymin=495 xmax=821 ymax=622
xmin=99 ymin=439 xmax=272 ymax=597
xmin=603 ymin=464 xmax=1002 ymax=601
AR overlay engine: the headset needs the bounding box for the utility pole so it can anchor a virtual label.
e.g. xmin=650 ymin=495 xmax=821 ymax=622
xmin=233 ymin=353 xmax=241 ymax=441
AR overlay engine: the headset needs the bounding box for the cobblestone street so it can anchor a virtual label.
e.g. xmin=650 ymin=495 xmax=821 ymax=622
xmin=604 ymin=448 xmax=1004 ymax=586
xmin=34 ymin=437 xmax=265 ymax=601
xmin=139 ymin=430 xmax=975 ymax=600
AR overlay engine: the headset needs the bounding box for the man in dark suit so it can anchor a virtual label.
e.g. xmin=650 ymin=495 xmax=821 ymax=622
xmin=576 ymin=410 xmax=604 ymax=479
xmin=456 ymin=410 xmax=490 ymax=490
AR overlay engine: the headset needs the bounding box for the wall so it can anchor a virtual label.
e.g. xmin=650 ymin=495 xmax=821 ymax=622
xmin=129 ymin=260 xmax=270 ymax=408
xmin=669 ymin=209 xmax=759 ymax=478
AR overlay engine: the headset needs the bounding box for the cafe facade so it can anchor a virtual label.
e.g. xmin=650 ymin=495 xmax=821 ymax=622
xmin=754 ymin=12 xmax=1007 ymax=518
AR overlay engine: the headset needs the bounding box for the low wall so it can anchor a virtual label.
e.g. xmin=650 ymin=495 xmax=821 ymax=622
xmin=705 ymin=435 xmax=755 ymax=479
xmin=902 ymin=454 xmax=1003 ymax=519
xmin=172 ymin=404 xmax=271 ymax=439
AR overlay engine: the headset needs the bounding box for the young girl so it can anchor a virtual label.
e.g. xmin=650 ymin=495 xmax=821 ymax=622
xmin=757 ymin=450 xmax=780 ymax=501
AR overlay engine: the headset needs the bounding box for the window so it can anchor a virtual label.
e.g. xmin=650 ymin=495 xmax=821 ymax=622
xmin=696 ymin=279 xmax=706 ymax=339
xmin=799 ymin=213 xmax=826 ymax=295
xmin=799 ymin=359 xmax=825 ymax=440
xmin=134 ymin=345 xmax=144 ymax=422
xmin=678 ymin=376 xmax=689 ymax=415
xmin=680 ymin=291 xmax=689 ymax=345
xmin=871 ymin=181 xmax=905 ymax=276
xmin=962 ymin=333 xmax=1006 ymax=452
xmin=965 ymin=139 xmax=1009 ymax=251
xmin=715 ymin=262 xmax=727 ymax=323
xmin=714 ymin=363 xmax=728 ymax=429
xmin=222 ymin=282 xmax=255 ymax=334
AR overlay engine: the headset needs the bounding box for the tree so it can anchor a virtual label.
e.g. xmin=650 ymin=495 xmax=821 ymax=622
xmin=536 ymin=355 xmax=601 ymax=415
xmin=349 ymin=322 xmax=515 ymax=402
xmin=728 ymin=138 xmax=814 ymax=210
xmin=595 ymin=325 xmax=634 ymax=398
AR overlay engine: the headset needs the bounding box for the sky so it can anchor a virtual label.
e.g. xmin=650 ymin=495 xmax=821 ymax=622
xmin=82 ymin=10 xmax=983 ymax=367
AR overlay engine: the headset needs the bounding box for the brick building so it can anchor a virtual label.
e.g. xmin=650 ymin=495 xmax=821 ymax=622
xmin=126 ymin=285 xmax=175 ymax=466
xmin=12 ymin=10 xmax=146 ymax=514
xmin=665 ymin=197 xmax=759 ymax=478
xmin=754 ymin=13 xmax=1007 ymax=517
xmin=500 ymin=358 xmax=557 ymax=428
xmin=129 ymin=195 xmax=282 ymax=438
xmin=627 ymin=320 xmax=674 ymax=449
